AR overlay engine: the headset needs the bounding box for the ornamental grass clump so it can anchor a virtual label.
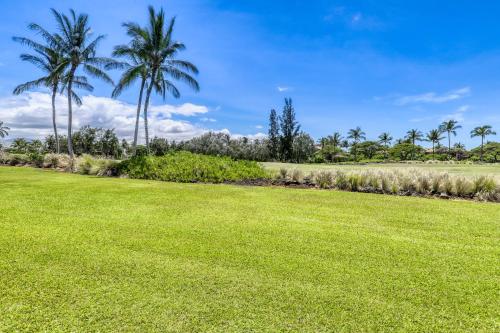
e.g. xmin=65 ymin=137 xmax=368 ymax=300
xmin=291 ymin=169 xmax=304 ymax=183
xmin=315 ymin=171 xmax=333 ymax=189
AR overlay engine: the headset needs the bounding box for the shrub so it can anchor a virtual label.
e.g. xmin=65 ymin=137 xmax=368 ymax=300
xmin=335 ymin=171 xmax=349 ymax=190
xmin=315 ymin=171 xmax=333 ymax=189
xmin=77 ymin=155 xmax=122 ymax=177
xmin=279 ymin=168 xmax=288 ymax=180
xmin=5 ymin=154 xmax=30 ymax=166
xmin=119 ymin=151 xmax=269 ymax=183
xmin=43 ymin=154 xmax=71 ymax=169
xmin=454 ymin=177 xmax=473 ymax=197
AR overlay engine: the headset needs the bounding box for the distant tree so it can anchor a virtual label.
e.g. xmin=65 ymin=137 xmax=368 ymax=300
xmin=347 ymin=126 xmax=365 ymax=161
xmin=99 ymin=129 xmax=122 ymax=158
xmin=292 ymin=132 xmax=315 ymax=163
xmin=439 ymin=120 xmax=462 ymax=157
xmin=470 ymin=142 xmax=499 ymax=163
xmin=425 ymin=129 xmax=444 ymax=158
xmin=150 ymin=137 xmax=169 ymax=156
xmin=390 ymin=142 xmax=424 ymax=161
xmin=452 ymin=142 xmax=467 ymax=161
xmin=267 ymin=109 xmax=280 ymax=160
xmin=378 ymin=132 xmax=392 ymax=159
xmin=279 ymin=98 xmax=300 ymax=162
xmin=358 ymin=141 xmax=382 ymax=159
xmin=405 ymin=129 xmax=423 ymax=160
xmin=330 ymin=132 xmax=342 ymax=151
xmin=470 ymin=125 xmax=496 ymax=161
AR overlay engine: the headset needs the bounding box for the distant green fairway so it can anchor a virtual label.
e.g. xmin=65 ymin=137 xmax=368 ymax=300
xmin=1 ymin=167 xmax=499 ymax=332
xmin=264 ymin=161 xmax=500 ymax=179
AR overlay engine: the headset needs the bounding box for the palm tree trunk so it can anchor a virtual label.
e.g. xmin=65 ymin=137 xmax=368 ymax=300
xmin=432 ymin=142 xmax=435 ymax=157
xmin=132 ymin=78 xmax=146 ymax=152
xmin=142 ymin=70 xmax=157 ymax=152
xmin=480 ymin=136 xmax=484 ymax=162
xmin=67 ymin=68 xmax=76 ymax=159
xmin=51 ymin=85 xmax=60 ymax=154
xmin=448 ymin=132 xmax=451 ymax=158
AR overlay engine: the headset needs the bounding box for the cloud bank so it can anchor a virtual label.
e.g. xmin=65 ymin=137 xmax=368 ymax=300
xmin=0 ymin=92 xmax=211 ymax=142
xmin=395 ymin=87 xmax=470 ymax=105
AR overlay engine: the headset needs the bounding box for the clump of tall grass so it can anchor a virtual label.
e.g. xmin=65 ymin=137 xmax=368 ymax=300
xmin=315 ymin=171 xmax=333 ymax=189
xmin=291 ymin=169 xmax=304 ymax=183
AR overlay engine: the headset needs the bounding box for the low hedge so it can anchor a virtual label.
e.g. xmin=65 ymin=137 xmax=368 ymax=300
xmin=119 ymin=151 xmax=269 ymax=183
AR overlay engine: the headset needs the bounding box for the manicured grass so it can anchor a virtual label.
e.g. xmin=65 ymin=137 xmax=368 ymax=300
xmin=1 ymin=167 xmax=499 ymax=332
xmin=264 ymin=161 xmax=500 ymax=180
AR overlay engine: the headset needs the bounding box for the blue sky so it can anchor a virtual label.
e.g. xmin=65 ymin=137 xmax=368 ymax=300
xmin=0 ymin=0 xmax=499 ymax=146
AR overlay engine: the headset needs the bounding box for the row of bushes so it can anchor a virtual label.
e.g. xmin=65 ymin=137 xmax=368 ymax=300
xmin=276 ymin=168 xmax=499 ymax=202
xmin=0 ymin=151 xmax=269 ymax=183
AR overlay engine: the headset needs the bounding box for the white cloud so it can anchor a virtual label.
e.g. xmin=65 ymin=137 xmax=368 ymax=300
xmin=441 ymin=105 xmax=469 ymax=122
xmin=395 ymin=87 xmax=470 ymax=105
xmin=200 ymin=117 xmax=216 ymax=122
xmin=0 ymin=92 xmax=210 ymax=142
xmin=352 ymin=13 xmax=362 ymax=23
xmin=277 ymin=86 xmax=291 ymax=92
xmin=255 ymin=125 xmax=263 ymax=129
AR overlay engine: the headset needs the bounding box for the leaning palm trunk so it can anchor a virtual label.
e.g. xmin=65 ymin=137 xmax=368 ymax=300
xmin=142 ymin=69 xmax=157 ymax=151
xmin=132 ymin=78 xmax=146 ymax=152
xmin=51 ymin=86 xmax=60 ymax=154
xmin=480 ymin=136 xmax=484 ymax=162
xmin=66 ymin=68 xmax=76 ymax=159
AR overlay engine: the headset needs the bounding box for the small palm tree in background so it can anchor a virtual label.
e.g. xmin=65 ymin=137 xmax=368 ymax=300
xmin=125 ymin=6 xmax=200 ymax=150
xmin=12 ymin=30 xmax=69 ymax=153
xmin=425 ymin=129 xmax=444 ymax=158
xmin=330 ymin=132 xmax=342 ymax=151
xmin=470 ymin=125 xmax=496 ymax=161
xmin=347 ymin=126 xmax=366 ymax=161
xmin=439 ymin=119 xmax=462 ymax=158
xmin=378 ymin=132 xmax=392 ymax=159
xmin=50 ymin=9 xmax=115 ymax=158
xmin=405 ymin=129 xmax=423 ymax=160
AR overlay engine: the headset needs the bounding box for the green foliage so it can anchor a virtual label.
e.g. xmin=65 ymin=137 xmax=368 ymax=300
xmin=120 ymin=151 xmax=269 ymax=183
xmin=470 ymin=142 xmax=499 ymax=163
xmin=389 ymin=143 xmax=424 ymax=161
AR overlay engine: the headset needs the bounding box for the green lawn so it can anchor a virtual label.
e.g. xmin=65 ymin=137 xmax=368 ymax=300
xmin=1 ymin=167 xmax=499 ymax=332
xmin=263 ymin=161 xmax=500 ymax=180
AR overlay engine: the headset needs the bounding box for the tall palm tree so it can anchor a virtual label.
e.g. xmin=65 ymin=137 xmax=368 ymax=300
xmin=347 ymin=126 xmax=366 ymax=161
xmin=425 ymin=129 xmax=444 ymax=158
xmin=50 ymin=9 xmax=114 ymax=158
xmin=470 ymin=125 xmax=496 ymax=161
xmin=108 ymin=43 xmax=149 ymax=152
xmin=378 ymin=132 xmax=392 ymax=159
xmin=12 ymin=32 xmax=69 ymax=153
xmin=0 ymin=121 xmax=9 ymax=138
xmin=405 ymin=129 xmax=423 ymax=160
xmin=125 ymin=6 xmax=199 ymax=150
xmin=439 ymin=120 xmax=461 ymax=157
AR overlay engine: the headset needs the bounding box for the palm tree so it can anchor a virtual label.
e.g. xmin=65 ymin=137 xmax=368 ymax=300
xmin=12 ymin=31 xmax=69 ymax=153
xmin=124 ymin=6 xmax=199 ymax=150
xmin=439 ymin=120 xmax=462 ymax=157
xmin=330 ymin=132 xmax=342 ymax=151
xmin=108 ymin=43 xmax=149 ymax=152
xmin=50 ymin=9 xmax=114 ymax=158
xmin=470 ymin=125 xmax=496 ymax=161
xmin=347 ymin=126 xmax=366 ymax=161
xmin=0 ymin=121 xmax=9 ymax=138
xmin=425 ymin=129 xmax=444 ymax=158
xmin=378 ymin=132 xmax=392 ymax=159
xmin=405 ymin=129 xmax=423 ymax=160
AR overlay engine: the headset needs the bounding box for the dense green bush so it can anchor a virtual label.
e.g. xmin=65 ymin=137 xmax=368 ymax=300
xmin=120 ymin=151 xmax=269 ymax=183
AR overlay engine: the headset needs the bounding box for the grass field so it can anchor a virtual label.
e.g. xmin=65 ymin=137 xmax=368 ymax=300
xmin=1 ymin=167 xmax=499 ymax=332
xmin=263 ymin=162 xmax=500 ymax=180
